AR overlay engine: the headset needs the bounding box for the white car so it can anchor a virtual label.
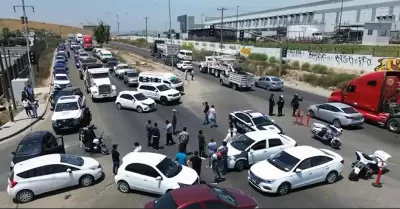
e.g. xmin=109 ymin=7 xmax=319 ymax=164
xmin=248 ymin=145 xmax=344 ymax=196
xmin=51 ymin=95 xmax=85 ymax=133
xmin=176 ymin=61 xmax=193 ymax=71
xmin=53 ymin=74 xmax=71 ymax=89
xmin=114 ymin=63 xmax=131 ymax=78
xmin=8 ymin=154 xmax=103 ymax=203
xmin=115 ymin=91 xmax=156 ymax=112
xmin=115 ymin=152 xmax=199 ymax=195
xmin=137 ymin=83 xmax=181 ymax=106
xmin=227 ymin=130 xmax=297 ymax=171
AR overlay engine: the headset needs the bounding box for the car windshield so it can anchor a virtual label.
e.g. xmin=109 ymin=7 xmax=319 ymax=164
xmin=170 ymin=77 xmax=181 ymax=84
xmin=60 ymin=154 xmax=84 ymax=166
xmin=108 ymin=58 xmax=118 ymax=62
xmin=134 ymin=93 xmax=147 ymax=101
xmin=54 ymin=91 xmax=72 ymax=100
xmin=55 ymin=75 xmax=68 ymax=81
xmin=341 ymin=107 xmax=358 ymax=114
xmin=252 ymin=115 xmax=274 ymax=126
xmin=79 ymin=53 xmax=88 ymax=57
xmin=56 ymin=56 xmax=65 ymax=60
xmin=208 ymin=185 xmax=238 ymax=206
xmin=267 ymin=151 xmax=300 ymax=172
xmin=55 ymin=102 xmax=79 ymax=112
xmin=271 ymin=77 xmax=281 ymax=81
xmin=54 ymin=70 xmax=67 ymax=74
xmin=156 ymin=157 xmax=182 ymax=178
xmin=91 ymin=73 xmax=109 ymax=79
xmin=153 ymin=193 xmax=178 ymax=208
xmin=127 ymin=72 xmax=138 ymax=77
xmin=15 ymin=142 xmax=42 ymax=155
xmin=156 ymin=84 xmax=170 ymax=92
xmin=107 ymin=62 xmax=118 ymax=67
xmin=118 ymin=65 xmax=130 ymax=69
xmin=230 ymin=134 xmax=255 ymax=151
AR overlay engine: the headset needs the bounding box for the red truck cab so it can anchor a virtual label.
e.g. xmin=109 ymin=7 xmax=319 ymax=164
xmin=83 ymin=35 xmax=93 ymax=51
xmin=328 ymin=71 xmax=400 ymax=133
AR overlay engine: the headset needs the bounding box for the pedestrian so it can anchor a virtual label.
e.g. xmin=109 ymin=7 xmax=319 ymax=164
xmin=290 ymin=94 xmax=304 ymax=117
xmin=22 ymin=98 xmax=31 ymax=117
xmin=208 ymin=105 xmax=218 ymax=128
xmin=188 ymin=151 xmax=202 ymax=177
xmin=184 ymin=69 xmax=188 ymax=80
xmin=175 ymin=146 xmax=187 ymax=166
xmin=146 ymin=120 xmax=152 ymax=147
xmin=111 ymin=144 xmax=120 ymax=175
xmin=133 ymin=142 xmax=142 ymax=152
xmin=30 ymin=99 xmax=39 ymax=118
xmin=27 ymin=85 xmax=34 ymax=101
xmin=207 ymin=139 xmax=217 ymax=168
xmin=164 ymin=120 xmax=175 ymax=146
xmin=202 ymin=102 xmax=210 ymax=125
xmin=190 ymin=69 xmax=194 ymax=80
xmin=277 ymin=95 xmax=285 ymax=116
xmin=269 ymin=94 xmax=275 ymax=116
xmin=172 ymin=109 xmax=178 ymax=135
xmin=211 ymin=152 xmax=222 ymax=184
xmin=82 ymin=107 xmax=92 ymax=126
xmin=223 ymin=124 xmax=237 ymax=143
xmin=21 ymin=88 xmax=28 ymax=102
xmin=198 ymin=130 xmax=206 ymax=158
xmin=152 ymin=122 xmax=161 ymax=151
xmin=67 ymin=50 xmax=70 ymax=58
xmin=217 ymin=141 xmax=229 ymax=175
xmin=178 ymin=127 xmax=189 ymax=153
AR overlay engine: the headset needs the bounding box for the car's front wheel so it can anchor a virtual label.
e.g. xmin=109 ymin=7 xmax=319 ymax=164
xmin=276 ymin=182 xmax=291 ymax=196
xmin=235 ymin=160 xmax=246 ymax=171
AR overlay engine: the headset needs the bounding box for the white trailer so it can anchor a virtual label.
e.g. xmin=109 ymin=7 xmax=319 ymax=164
xmin=156 ymin=44 xmax=180 ymax=57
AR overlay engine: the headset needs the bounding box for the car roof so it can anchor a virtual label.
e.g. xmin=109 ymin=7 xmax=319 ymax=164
xmin=117 ymin=63 xmax=128 ymax=66
xmin=122 ymin=152 xmax=166 ymax=166
xmin=58 ymin=87 xmax=78 ymax=92
xmin=14 ymin=154 xmax=62 ymax=174
xmin=54 ymin=73 xmax=68 ymax=77
xmin=325 ymin=102 xmax=352 ymax=109
xmin=245 ymin=130 xmax=284 ymax=141
xmin=88 ymin=68 xmax=109 ymax=74
xmin=20 ymin=131 xmax=51 ymax=144
xmin=125 ymin=69 xmax=137 ymax=73
xmin=284 ymin=146 xmax=325 ymax=160
xmin=139 ymin=83 xmax=165 ymax=87
xmin=139 ymin=71 xmax=175 ymax=77
xmin=119 ymin=90 xmax=141 ymax=96
xmin=234 ymin=110 xmax=265 ymax=118
xmin=171 ymin=184 xmax=217 ymax=204
xmin=57 ymin=95 xmax=79 ymax=103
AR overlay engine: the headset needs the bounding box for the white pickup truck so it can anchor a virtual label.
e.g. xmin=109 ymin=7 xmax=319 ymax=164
xmin=84 ymin=67 xmax=117 ymax=102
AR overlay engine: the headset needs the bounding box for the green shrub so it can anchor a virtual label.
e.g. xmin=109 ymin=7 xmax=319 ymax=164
xmin=182 ymin=45 xmax=194 ymax=50
xmin=301 ymin=62 xmax=311 ymax=72
xmin=300 ymin=73 xmax=357 ymax=88
xmin=311 ymin=64 xmax=330 ymax=74
xmin=269 ymin=56 xmax=277 ymax=64
xmin=248 ymin=53 xmax=268 ymax=61
xmin=193 ymin=49 xmax=213 ymax=61
xmin=300 ymin=74 xmax=319 ymax=86
xmin=291 ymin=61 xmax=300 ymax=70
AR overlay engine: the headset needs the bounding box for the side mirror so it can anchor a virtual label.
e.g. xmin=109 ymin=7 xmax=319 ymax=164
xmin=295 ymin=168 xmax=302 ymax=173
xmin=155 ymin=90 xmax=159 ymax=92
xmin=155 ymin=176 xmax=162 ymax=181
xmin=249 ymin=149 xmax=254 ymax=153
xmin=11 ymin=151 xmax=16 ymax=155
xmin=271 ymin=119 xmax=275 ymax=123
xmin=66 ymin=168 xmax=72 ymax=173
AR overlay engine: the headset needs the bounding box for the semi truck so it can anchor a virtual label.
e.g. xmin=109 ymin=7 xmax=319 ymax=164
xmin=328 ymin=71 xmax=400 ymax=133
xmin=83 ymin=35 xmax=93 ymax=51
xmin=150 ymin=40 xmax=180 ymax=59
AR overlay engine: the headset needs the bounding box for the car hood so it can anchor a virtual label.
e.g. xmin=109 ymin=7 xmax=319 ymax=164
xmin=93 ymin=78 xmax=111 ymax=85
xmin=162 ymin=89 xmax=180 ymax=95
xmin=224 ymin=188 xmax=258 ymax=208
xmin=80 ymin=156 xmax=100 ymax=169
xmin=139 ymin=98 xmax=155 ymax=106
xmin=250 ymin=160 xmax=289 ymax=180
xmin=52 ymin=109 xmax=81 ymax=120
xmin=227 ymin=142 xmax=242 ymax=156
xmin=54 ymin=80 xmax=70 ymax=85
xmin=116 ymin=69 xmax=126 ymax=73
xmin=170 ymin=165 xmax=198 ymax=185
xmin=256 ymin=124 xmax=283 ymax=134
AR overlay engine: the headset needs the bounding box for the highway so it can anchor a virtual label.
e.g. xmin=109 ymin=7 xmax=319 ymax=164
xmin=0 ymin=43 xmax=399 ymax=207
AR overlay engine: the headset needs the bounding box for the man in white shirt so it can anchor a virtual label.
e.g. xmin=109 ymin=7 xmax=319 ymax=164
xmin=208 ymin=105 xmax=218 ymax=128
xmin=133 ymin=142 xmax=142 ymax=152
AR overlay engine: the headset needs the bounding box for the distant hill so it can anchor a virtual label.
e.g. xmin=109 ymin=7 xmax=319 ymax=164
xmin=0 ymin=18 xmax=92 ymax=38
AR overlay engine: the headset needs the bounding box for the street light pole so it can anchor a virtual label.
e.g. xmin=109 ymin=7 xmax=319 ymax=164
xmin=201 ymin=14 xmax=204 ymax=29
xmin=338 ymin=0 xmax=344 ymax=32
xmin=144 ymin=17 xmax=149 ymax=43
xmin=217 ymin=7 xmax=228 ymax=49
xmin=236 ymin=6 xmax=240 ymax=29
xmin=13 ymin=0 xmax=35 ymax=88
xmin=106 ymin=12 xmax=128 ymax=36
xmin=168 ymin=0 xmax=174 ymax=71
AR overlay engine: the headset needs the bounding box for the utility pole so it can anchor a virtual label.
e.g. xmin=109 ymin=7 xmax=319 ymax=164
xmin=144 ymin=17 xmax=149 ymax=43
xmin=13 ymin=0 xmax=35 ymax=88
xmin=106 ymin=12 xmax=128 ymax=36
xmin=236 ymin=6 xmax=239 ymax=29
xmin=217 ymin=7 xmax=228 ymax=49
xmin=2 ymin=46 xmax=16 ymax=110
xmin=168 ymin=0 xmax=174 ymax=71
xmin=338 ymin=0 xmax=344 ymax=33
xmin=201 ymin=14 xmax=204 ymax=29
xmin=0 ymin=50 xmax=14 ymax=122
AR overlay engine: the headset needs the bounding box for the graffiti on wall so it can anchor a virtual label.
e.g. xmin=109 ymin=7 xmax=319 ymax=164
xmin=374 ymin=58 xmax=400 ymax=71
xmin=335 ymin=55 xmax=372 ymax=67
xmin=240 ymin=47 xmax=251 ymax=56
xmin=288 ymin=50 xmax=303 ymax=57
xmin=308 ymin=52 xmax=333 ymax=62
xmin=209 ymin=43 xmax=216 ymax=48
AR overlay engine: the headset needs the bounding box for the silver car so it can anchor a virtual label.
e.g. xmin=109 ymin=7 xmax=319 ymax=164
xmin=308 ymin=102 xmax=364 ymax=127
xmin=123 ymin=69 xmax=139 ymax=87
xmin=255 ymin=76 xmax=284 ymax=91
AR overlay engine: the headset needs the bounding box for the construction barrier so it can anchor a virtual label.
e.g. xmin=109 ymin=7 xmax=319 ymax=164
xmin=306 ymin=111 xmax=311 ymax=126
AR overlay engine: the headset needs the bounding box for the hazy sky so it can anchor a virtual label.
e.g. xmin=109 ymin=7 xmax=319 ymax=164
xmin=0 ymin=0 xmax=315 ymax=33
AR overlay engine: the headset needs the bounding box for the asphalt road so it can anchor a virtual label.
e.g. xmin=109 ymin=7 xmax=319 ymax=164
xmin=0 ymin=44 xmax=399 ymax=207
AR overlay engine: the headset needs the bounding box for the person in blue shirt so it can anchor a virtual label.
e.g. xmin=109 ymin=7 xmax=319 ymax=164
xmin=175 ymin=147 xmax=187 ymax=166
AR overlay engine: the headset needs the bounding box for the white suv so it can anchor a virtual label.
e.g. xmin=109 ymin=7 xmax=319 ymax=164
xmin=115 ymin=91 xmax=156 ymax=113
xmin=51 ymin=95 xmax=86 ymax=133
xmin=137 ymin=83 xmax=181 ymax=106
xmin=176 ymin=61 xmax=193 ymax=71
xmin=53 ymin=74 xmax=71 ymax=90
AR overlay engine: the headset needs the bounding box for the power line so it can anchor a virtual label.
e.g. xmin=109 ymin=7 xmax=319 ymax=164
xmin=217 ymin=7 xmax=227 ymax=49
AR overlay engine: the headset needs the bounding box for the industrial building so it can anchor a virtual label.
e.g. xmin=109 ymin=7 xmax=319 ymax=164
xmin=204 ymin=0 xmax=400 ymax=39
xmin=177 ymin=15 xmax=197 ymax=33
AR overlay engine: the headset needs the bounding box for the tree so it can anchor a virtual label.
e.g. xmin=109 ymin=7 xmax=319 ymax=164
xmin=2 ymin=27 xmax=11 ymax=41
xmin=14 ymin=29 xmax=22 ymax=37
xmin=163 ymin=29 xmax=176 ymax=34
xmin=93 ymin=21 xmax=111 ymax=46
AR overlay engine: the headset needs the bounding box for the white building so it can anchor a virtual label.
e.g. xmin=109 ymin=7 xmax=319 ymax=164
xmin=204 ymin=0 xmax=400 ymax=37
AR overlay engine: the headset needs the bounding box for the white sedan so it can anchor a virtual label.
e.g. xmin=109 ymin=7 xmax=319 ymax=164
xmin=115 ymin=152 xmax=199 ymax=195
xmin=176 ymin=61 xmax=193 ymax=71
xmin=115 ymin=91 xmax=156 ymax=113
xmin=114 ymin=64 xmax=131 ymax=78
xmin=248 ymin=145 xmax=343 ymax=196
xmin=8 ymin=154 xmax=103 ymax=203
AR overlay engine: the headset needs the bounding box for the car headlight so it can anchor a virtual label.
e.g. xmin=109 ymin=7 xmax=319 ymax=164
xmin=263 ymin=179 xmax=276 ymax=184
xmin=168 ymin=94 xmax=173 ymax=97
xmin=92 ymin=91 xmax=98 ymax=94
xmin=178 ymin=183 xmax=190 ymax=188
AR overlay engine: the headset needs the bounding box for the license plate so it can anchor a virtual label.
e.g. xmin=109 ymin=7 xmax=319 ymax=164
xmin=354 ymin=167 xmax=360 ymax=174
xmin=102 ymin=94 xmax=109 ymax=97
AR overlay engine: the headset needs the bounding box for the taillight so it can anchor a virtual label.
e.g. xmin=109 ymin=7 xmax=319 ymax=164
xmin=340 ymin=160 xmax=344 ymax=164
xmin=10 ymin=180 xmax=18 ymax=188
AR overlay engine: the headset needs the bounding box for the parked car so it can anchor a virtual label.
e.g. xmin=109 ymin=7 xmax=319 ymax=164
xmin=176 ymin=61 xmax=193 ymax=71
xmin=248 ymin=145 xmax=344 ymax=195
xmin=10 ymin=131 xmax=65 ymax=171
xmin=229 ymin=110 xmax=284 ymax=134
xmin=115 ymin=91 xmax=156 ymax=112
xmin=255 ymin=76 xmax=284 ymax=91
xmin=8 ymin=154 xmax=103 ymax=203
xmin=50 ymin=87 xmax=85 ymax=110
xmin=114 ymin=63 xmax=130 ymax=78
xmin=307 ymin=102 xmax=364 ymax=127
xmin=144 ymin=184 xmax=258 ymax=209
xmin=53 ymin=73 xmax=72 ymax=90
xmin=123 ymin=69 xmax=139 ymax=87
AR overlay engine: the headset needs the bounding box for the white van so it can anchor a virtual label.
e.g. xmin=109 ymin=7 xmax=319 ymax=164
xmin=177 ymin=50 xmax=193 ymax=61
xmin=138 ymin=72 xmax=184 ymax=92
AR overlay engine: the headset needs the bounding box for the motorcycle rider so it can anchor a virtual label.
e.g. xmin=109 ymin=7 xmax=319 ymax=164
xmin=290 ymin=94 xmax=303 ymax=117
xmin=84 ymin=126 xmax=96 ymax=154
xmin=82 ymin=107 xmax=92 ymax=126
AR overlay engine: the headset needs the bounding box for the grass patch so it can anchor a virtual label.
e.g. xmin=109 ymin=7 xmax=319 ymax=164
xmin=36 ymin=39 xmax=58 ymax=87
xmin=115 ymin=38 xmax=151 ymax=48
xmin=248 ymin=53 xmax=267 ymax=61
xmin=299 ymin=73 xmax=357 ymax=88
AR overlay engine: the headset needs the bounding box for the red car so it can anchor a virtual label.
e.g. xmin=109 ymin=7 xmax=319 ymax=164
xmin=144 ymin=184 xmax=258 ymax=209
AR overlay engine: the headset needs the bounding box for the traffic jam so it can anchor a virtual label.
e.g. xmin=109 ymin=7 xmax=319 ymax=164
xmin=6 ymin=33 xmax=397 ymax=208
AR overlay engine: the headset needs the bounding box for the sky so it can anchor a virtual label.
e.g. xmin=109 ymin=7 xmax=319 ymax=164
xmin=0 ymin=0 xmax=316 ymax=33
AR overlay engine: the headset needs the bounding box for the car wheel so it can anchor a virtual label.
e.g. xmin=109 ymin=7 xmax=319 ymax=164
xmin=333 ymin=119 xmax=341 ymax=128
xmin=255 ymin=82 xmax=258 ymax=87
xmin=308 ymin=110 xmax=315 ymax=118
xmin=386 ymin=118 xmax=400 ymax=133
xmin=137 ymin=106 xmax=143 ymax=113
xmin=160 ymin=97 xmax=168 ymax=106
xmin=232 ymin=84 xmax=238 ymax=90
xmin=277 ymin=182 xmax=291 ymax=196
xmin=16 ymin=189 xmax=34 ymax=203
xmin=266 ymin=85 xmax=270 ymax=91
xmin=117 ymin=181 xmax=130 ymax=193
xmin=80 ymin=175 xmax=94 ymax=187
xmin=325 ymin=171 xmax=338 ymax=184
xmin=124 ymin=79 xmax=127 ymax=84
xmin=220 ymin=79 xmax=224 ymax=86
xmin=116 ymin=102 xmax=122 ymax=109
xmin=235 ymin=160 xmax=246 ymax=171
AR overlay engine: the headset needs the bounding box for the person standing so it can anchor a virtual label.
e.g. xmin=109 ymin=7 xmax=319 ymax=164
xmin=146 ymin=120 xmax=152 ymax=147
xmin=184 ymin=69 xmax=188 ymax=80
xmin=290 ymin=94 xmax=303 ymax=117
xmin=188 ymin=151 xmax=202 ymax=178
xmin=218 ymin=141 xmax=229 ymax=175
xmin=202 ymin=102 xmax=210 ymax=125
xmin=172 ymin=109 xmax=178 ymax=135
xmin=175 ymin=147 xmax=187 ymax=166
xmin=111 ymin=144 xmax=120 ymax=175
xmin=211 ymin=152 xmax=222 ymax=184
xmin=21 ymin=88 xmax=28 ymax=102
xmin=152 ymin=122 xmax=161 ymax=151
xmin=190 ymin=69 xmax=194 ymax=80
xmin=178 ymin=127 xmax=189 ymax=153
xmin=269 ymin=94 xmax=275 ymax=116
xmin=207 ymin=139 xmax=217 ymax=168
xmin=22 ymin=98 xmax=31 ymax=117
xmin=30 ymin=99 xmax=39 ymax=118
xmin=277 ymin=95 xmax=285 ymax=116
xmin=133 ymin=142 xmax=142 ymax=152
xmin=223 ymin=124 xmax=237 ymax=143
xmin=27 ymin=85 xmax=34 ymax=101
xmin=197 ymin=130 xmax=206 ymax=158
xmin=164 ymin=120 xmax=175 ymax=146
xmin=208 ymin=105 xmax=218 ymax=128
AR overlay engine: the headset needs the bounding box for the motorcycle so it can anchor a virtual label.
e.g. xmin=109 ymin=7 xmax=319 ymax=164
xmin=311 ymin=123 xmax=342 ymax=149
xmin=348 ymin=150 xmax=391 ymax=181
xmin=79 ymin=125 xmax=109 ymax=155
